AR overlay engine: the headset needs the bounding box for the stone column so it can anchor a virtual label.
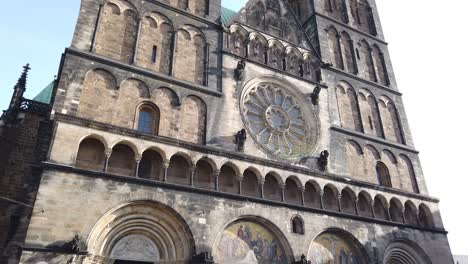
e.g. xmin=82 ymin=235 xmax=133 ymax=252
xmin=259 ymin=179 xmax=265 ymax=198
xmin=169 ymin=31 xmax=178 ymax=76
xmin=368 ymin=46 xmax=378 ymax=82
xmin=371 ymin=200 xmax=376 ymax=218
xmin=214 ymin=170 xmax=221 ymax=191
xmin=280 ymin=183 xmax=286 ymax=202
xmin=300 ymin=187 xmax=306 ymax=206
xmin=402 ymin=208 xmax=407 ymax=224
xmin=416 ymin=209 xmax=421 ymax=226
xmin=90 ymin=4 xmax=104 ymax=53
xmin=354 ymin=197 xmax=360 ymax=216
xmin=163 ymin=160 xmax=170 ymax=182
xmin=337 ymin=34 xmax=345 ymax=70
xmin=386 ymin=206 xmax=392 ymax=221
xmin=131 ymin=18 xmax=142 ymax=64
xmin=320 ymin=190 xmax=325 ymax=209
xmin=337 ymin=194 xmax=343 ymax=212
xmin=190 ymin=166 xmax=196 ymax=186
xmin=237 ymin=174 xmax=244 ymax=195
xmin=134 ymin=154 xmax=142 ymax=177
xmin=103 ymin=148 xmax=112 ymax=172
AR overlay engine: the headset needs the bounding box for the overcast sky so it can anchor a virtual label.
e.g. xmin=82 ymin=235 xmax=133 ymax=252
xmin=0 ymin=0 xmax=466 ymax=255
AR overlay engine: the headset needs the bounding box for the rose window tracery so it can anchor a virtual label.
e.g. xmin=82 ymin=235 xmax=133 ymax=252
xmin=241 ymin=81 xmax=319 ymax=159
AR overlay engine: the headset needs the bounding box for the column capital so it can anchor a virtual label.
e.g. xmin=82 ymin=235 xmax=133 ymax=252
xmin=105 ymin=148 xmax=112 ymax=157
xmin=135 ymin=154 xmax=142 ymax=162
xmin=236 ymin=174 xmax=244 ymax=182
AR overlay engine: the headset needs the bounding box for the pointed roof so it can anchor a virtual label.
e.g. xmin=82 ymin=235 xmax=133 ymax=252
xmin=221 ymin=6 xmax=238 ymax=25
xmin=33 ymin=81 xmax=54 ymax=105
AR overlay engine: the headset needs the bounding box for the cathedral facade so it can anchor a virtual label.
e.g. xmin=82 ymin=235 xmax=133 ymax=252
xmin=0 ymin=0 xmax=454 ymax=263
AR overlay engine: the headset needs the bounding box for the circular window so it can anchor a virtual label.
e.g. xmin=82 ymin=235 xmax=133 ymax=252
xmin=240 ymin=79 xmax=319 ymax=160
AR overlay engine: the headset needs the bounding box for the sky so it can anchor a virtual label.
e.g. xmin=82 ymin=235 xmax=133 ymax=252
xmin=0 ymin=0 xmax=467 ymax=255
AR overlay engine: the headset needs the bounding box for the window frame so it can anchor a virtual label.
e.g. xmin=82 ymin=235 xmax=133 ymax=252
xmin=134 ymin=103 xmax=160 ymax=135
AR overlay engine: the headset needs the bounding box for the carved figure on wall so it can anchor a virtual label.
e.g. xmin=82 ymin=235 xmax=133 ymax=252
xmin=236 ymin=129 xmax=248 ymax=152
xmin=317 ymin=150 xmax=329 ymax=171
xmin=235 ymin=60 xmax=246 ymax=81
xmin=310 ymin=86 xmax=322 ymax=106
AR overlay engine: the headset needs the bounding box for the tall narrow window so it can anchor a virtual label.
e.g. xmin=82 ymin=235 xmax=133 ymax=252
xmin=136 ymin=105 xmax=160 ymax=135
xmin=152 ymin=45 xmax=158 ymax=64
xmin=376 ymin=162 xmax=392 ymax=187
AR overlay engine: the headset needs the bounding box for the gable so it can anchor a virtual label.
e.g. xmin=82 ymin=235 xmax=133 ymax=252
xmin=228 ymin=0 xmax=312 ymax=49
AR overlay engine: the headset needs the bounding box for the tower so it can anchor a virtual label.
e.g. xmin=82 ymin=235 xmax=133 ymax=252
xmin=0 ymin=0 xmax=453 ymax=263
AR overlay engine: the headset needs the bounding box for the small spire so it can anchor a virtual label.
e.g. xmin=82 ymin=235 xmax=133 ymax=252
xmin=7 ymin=64 xmax=31 ymax=116
xmin=16 ymin=63 xmax=31 ymax=91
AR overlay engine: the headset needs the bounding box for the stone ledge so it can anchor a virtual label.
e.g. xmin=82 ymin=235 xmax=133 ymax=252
xmin=324 ymin=67 xmax=403 ymax=96
xmin=331 ymin=126 xmax=419 ymax=154
xmin=311 ymin=12 xmax=389 ymax=45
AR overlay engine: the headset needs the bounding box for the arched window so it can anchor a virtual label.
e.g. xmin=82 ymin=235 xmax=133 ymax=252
xmin=108 ymin=144 xmax=136 ymax=176
xmin=374 ymin=195 xmax=389 ymax=220
xmin=323 ymin=185 xmax=339 ymax=211
xmin=79 ymin=69 xmax=118 ymax=123
xmin=376 ymin=162 xmax=392 ymax=187
xmin=218 ymin=165 xmax=238 ymax=194
xmin=264 ymin=174 xmax=282 ymax=201
xmin=242 ymin=170 xmax=260 ymax=197
xmin=341 ymin=188 xmax=356 ymax=215
xmin=189 ymin=0 xmax=208 ymax=17
xmin=350 ymin=0 xmax=377 ymax=35
xmin=291 ymin=216 xmax=304 ymax=235
xmin=136 ymin=104 xmax=160 ymax=135
xmin=404 ymin=201 xmax=419 ymax=226
xmin=95 ymin=2 xmax=138 ymax=63
xmin=341 ymin=32 xmax=357 ymax=74
xmin=194 ymin=160 xmax=214 ymax=189
xmin=76 ymin=138 xmax=106 ymax=171
xmin=304 ymin=181 xmax=321 ymax=208
xmin=324 ymin=0 xmax=348 ymax=23
xmin=136 ymin=14 xmax=174 ymax=75
xmin=418 ymin=204 xmax=434 ymax=228
xmin=358 ymin=91 xmax=384 ymax=138
xmin=167 ymin=155 xmax=191 ymax=185
xmin=174 ymin=27 xmax=207 ymax=85
xmin=389 ymin=198 xmax=404 ymax=223
xmin=357 ymin=192 xmax=373 ymax=218
xmin=138 ymin=149 xmax=164 ymax=181
xmin=327 ymin=27 xmax=343 ymax=70
xmin=284 ymin=178 xmax=302 ymax=205
xmin=336 ymin=83 xmax=362 ymax=131
xmin=372 ymin=45 xmax=389 ymax=85
xmin=359 ymin=40 xmax=376 ymax=82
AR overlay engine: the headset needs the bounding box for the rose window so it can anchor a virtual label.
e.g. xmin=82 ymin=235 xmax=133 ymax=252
xmin=241 ymin=81 xmax=319 ymax=159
